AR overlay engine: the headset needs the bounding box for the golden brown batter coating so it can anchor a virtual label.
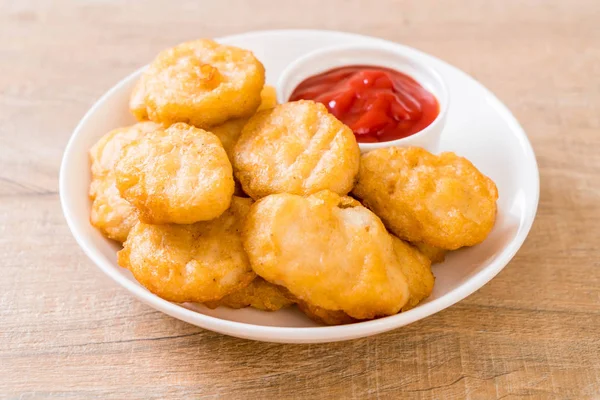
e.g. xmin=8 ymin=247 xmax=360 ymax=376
xmin=89 ymin=122 xmax=161 ymax=242
xmin=242 ymin=190 xmax=410 ymax=320
xmin=392 ymin=236 xmax=435 ymax=312
xmin=115 ymin=123 xmax=234 ymax=224
xmin=130 ymin=39 xmax=265 ymax=128
xmin=413 ymin=242 xmax=447 ymax=264
xmin=354 ymin=147 xmax=498 ymax=250
xmin=210 ymin=85 xmax=279 ymax=162
xmin=204 ymin=277 xmax=294 ymax=311
xmin=233 ymin=100 xmax=360 ymax=199
xmin=118 ymin=197 xmax=255 ymax=303
xmin=89 ymin=178 xmax=138 ymax=243
xmin=297 ymin=302 xmax=358 ymax=325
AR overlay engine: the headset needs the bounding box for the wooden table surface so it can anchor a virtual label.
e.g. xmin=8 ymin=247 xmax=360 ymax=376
xmin=2 ymin=0 xmax=599 ymax=398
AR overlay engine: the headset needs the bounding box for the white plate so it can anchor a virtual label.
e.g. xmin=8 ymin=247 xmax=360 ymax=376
xmin=60 ymin=30 xmax=539 ymax=344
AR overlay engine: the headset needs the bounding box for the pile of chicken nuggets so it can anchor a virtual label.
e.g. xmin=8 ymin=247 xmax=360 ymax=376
xmin=89 ymin=39 xmax=499 ymax=325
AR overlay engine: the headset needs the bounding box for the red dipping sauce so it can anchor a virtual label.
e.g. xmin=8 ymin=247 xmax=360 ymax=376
xmin=289 ymin=65 xmax=440 ymax=143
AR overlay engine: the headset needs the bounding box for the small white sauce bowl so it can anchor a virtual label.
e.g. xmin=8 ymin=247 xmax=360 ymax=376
xmin=277 ymin=44 xmax=449 ymax=152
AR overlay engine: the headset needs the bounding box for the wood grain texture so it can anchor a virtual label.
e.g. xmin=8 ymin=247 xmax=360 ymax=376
xmin=1 ymin=0 xmax=599 ymax=398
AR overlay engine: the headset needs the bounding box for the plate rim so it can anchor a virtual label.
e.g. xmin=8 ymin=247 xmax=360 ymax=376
xmin=60 ymin=29 xmax=540 ymax=343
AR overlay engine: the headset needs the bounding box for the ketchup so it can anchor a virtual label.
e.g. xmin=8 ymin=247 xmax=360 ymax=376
xmin=289 ymin=65 xmax=439 ymax=143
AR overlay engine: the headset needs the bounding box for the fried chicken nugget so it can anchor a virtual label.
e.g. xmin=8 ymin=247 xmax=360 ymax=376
xmin=391 ymin=236 xmax=435 ymax=311
xmin=90 ymin=121 xmax=162 ymax=179
xmin=297 ymin=302 xmax=358 ymax=325
xmin=257 ymin=85 xmax=278 ymax=112
xmin=298 ymin=238 xmax=434 ymax=325
xmin=115 ymin=123 xmax=234 ymax=224
xmin=118 ymin=197 xmax=256 ymax=303
xmin=210 ymin=85 xmax=279 ymax=161
xmin=204 ymin=277 xmax=295 ymax=311
xmin=353 ymin=147 xmax=498 ymax=250
xmin=89 ymin=178 xmax=139 ymax=243
xmin=210 ymin=118 xmax=247 ymax=161
xmin=413 ymin=242 xmax=447 ymax=264
xmin=243 ymin=190 xmax=410 ymax=320
xmin=89 ymin=122 xmax=161 ymax=242
xmin=233 ymin=100 xmax=360 ymax=200
xmin=130 ymin=39 xmax=265 ymax=128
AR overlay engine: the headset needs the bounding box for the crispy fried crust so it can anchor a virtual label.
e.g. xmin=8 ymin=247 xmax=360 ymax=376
xmin=210 ymin=118 xmax=247 ymax=161
xmin=297 ymin=302 xmax=358 ymax=325
xmin=413 ymin=242 xmax=447 ymax=264
xmin=118 ymin=197 xmax=256 ymax=303
xmin=89 ymin=122 xmax=160 ymax=242
xmin=115 ymin=123 xmax=234 ymax=224
xmin=89 ymin=121 xmax=161 ymax=179
xmin=130 ymin=39 xmax=265 ymax=128
xmin=89 ymin=177 xmax=138 ymax=243
xmin=391 ymin=236 xmax=435 ymax=311
xmin=298 ymin=238 xmax=435 ymax=324
xmin=242 ymin=190 xmax=410 ymax=320
xmin=210 ymin=85 xmax=279 ymax=163
xmin=256 ymin=85 xmax=277 ymax=112
xmin=353 ymin=147 xmax=498 ymax=250
xmin=233 ymin=100 xmax=360 ymax=199
xmin=204 ymin=277 xmax=295 ymax=311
